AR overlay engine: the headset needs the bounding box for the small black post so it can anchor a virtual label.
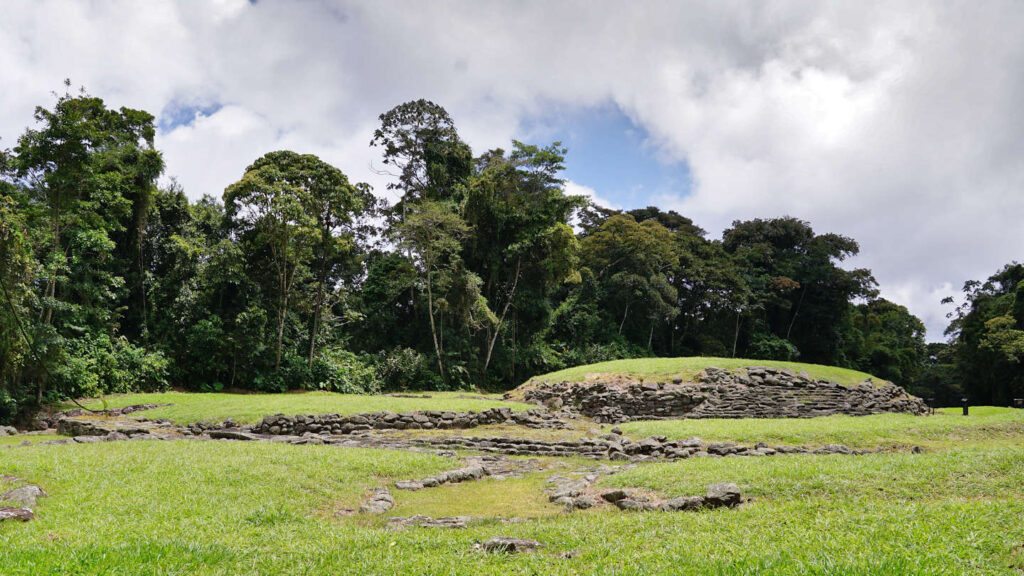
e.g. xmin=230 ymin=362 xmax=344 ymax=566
xmin=928 ymin=397 xmax=936 ymax=416
xmin=961 ymin=397 xmax=969 ymax=416
xmin=1013 ymin=398 xmax=1023 ymax=409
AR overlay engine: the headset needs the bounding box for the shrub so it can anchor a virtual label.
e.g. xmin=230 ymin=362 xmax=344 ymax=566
xmin=56 ymin=334 xmax=170 ymax=397
xmin=313 ymin=349 xmax=381 ymax=394
xmin=749 ymin=332 xmax=799 ymax=361
xmin=374 ymin=347 xmax=443 ymax=391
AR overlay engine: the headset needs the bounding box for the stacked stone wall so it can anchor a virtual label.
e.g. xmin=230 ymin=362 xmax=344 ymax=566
xmin=521 ymin=366 xmax=928 ymax=423
xmin=250 ymin=407 xmax=568 ymax=435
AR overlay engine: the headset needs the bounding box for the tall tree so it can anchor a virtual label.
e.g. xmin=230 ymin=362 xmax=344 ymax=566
xmin=580 ymin=214 xmax=680 ymax=350
xmin=225 ymin=151 xmax=318 ymax=370
xmin=945 ymin=263 xmax=1024 ymax=404
xmin=9 ymin=83 xmax=165 ymax=403
xmin=370 ymin=99 xmax=472 ymax=211
xmin=463 ymin=142 xmax=584 ymax=380
xmin=723 ymin=217 xmax=876 ymax=364
xmin=394 ymin=200 xmax=472 ymax=382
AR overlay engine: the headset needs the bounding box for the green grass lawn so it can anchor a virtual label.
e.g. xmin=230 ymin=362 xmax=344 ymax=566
xmin=2 ymin=438 xmax=1023 ymax=574
xmin=618 ymin=406 xmax=1024 ymax=450
xmin=63 ymin=391 xmax=533 ymax=425
xmin=526 ymin=357 xmax=885 ymax=387
xmin=0 ymin=433 xmax=55 ymax=447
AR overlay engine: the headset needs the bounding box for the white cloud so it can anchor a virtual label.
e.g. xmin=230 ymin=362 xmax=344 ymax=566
xmin=2 ymin=0 xmax=1023 ymax=341
xmin=564 ymin=181 xmax=618 ymax=211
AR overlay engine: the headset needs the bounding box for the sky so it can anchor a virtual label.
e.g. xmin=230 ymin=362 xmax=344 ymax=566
xmin=2 ymin=0 xmax=1023 ymax=342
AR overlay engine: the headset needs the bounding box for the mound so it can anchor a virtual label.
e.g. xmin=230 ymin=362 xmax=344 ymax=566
xmin=511 ymin=358 xmax=928 ymax=422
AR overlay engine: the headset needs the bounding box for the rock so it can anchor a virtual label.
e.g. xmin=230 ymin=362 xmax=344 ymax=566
xmin=481 ymin=537 xmax=544 ymax=554
xmin=813 ymin=444 xmax=853 ymax=455
xmin=0 ymin=485 xmax=47 ymax=508
xmin=209 ymin=430 xmax=257 ymax=441
xmin=0 ymin=506 xmax=33 ymax=521
xmin=394 ymin=480 xmax=424 ymax=491
xmin=615 ymin=498 xmax=655 ymax=511
xmin=359 ymin=487 xmax=394 ymax=514
xmin=389 ymin=515 xmax=472 ymax=529
xmin=600 ymin=489 xmax=632 ymax=503
xmin=72 ymin=436 xmax=102 ymax=444
xmin=679 ymin=437 xmax=703 ymax=448
xmin=568 ymin=495 xmax=597 ymax=510
xmin=704 ymin=482 xmax=741 ymax=508
xmin=660 ymin=496 xmax=704 ymax=511
xmin=706 ymin=442 xmax=737 ymax=456
xmin=638 ymin=437 xmax=662 ymax=453
xmin=0 ymin=426 xmax=17 ymax=436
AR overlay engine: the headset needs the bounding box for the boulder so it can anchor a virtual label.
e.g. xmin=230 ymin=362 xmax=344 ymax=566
xmin=0 ymin=485 xmax=47 ymax=508
xmin=0 ymin=506 xmax=33 ymax=522
xmin=704 ymin=482 xmax=741 ymax=508
xmin=481 ymin=537 xmax=544 ymax=554
xmin=600 ymin=489 xmax=632 ymax=503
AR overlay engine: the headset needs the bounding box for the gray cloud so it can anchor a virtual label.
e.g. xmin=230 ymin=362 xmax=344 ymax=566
xmin=2 ymin=0 xmax=1022 ymax=340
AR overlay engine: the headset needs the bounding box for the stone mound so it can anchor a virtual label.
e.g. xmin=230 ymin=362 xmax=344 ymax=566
xmin=520 ymin=366 xmax=928 ymax=422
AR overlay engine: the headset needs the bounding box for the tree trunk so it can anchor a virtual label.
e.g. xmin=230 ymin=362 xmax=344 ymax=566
xmin=275 ymin=298 xmax=286 ymax=370
xmin=42 ymin=200 xmax=59 ymax=325
xmin=425 ymin=270 xmax=445 ymax=381
xmin=618 ymin=302 xmax=630 ymax=335
xmin=137 ymin=226 xmax=148 ymax=340
xmin=732 ymin=312 xmax=741 ymax=357
xmin=647 ymin=321 xmax=655 ymax=351
xmin=308 ymin=252 xmax=327 ymax=370
xmin=275 ymin=256 xmax=292 ymax=371
xmin=482 ymin=256 xmax=521 ymax=378
xmin=785 ymin=285 xmax=807 ymax=340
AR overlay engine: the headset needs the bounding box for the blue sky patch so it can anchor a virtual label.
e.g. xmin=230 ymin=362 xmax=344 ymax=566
xmin=518 ymin=103 xmax=692 ymax=210
xmin=158 ymin=101 xmax=223 ymax=132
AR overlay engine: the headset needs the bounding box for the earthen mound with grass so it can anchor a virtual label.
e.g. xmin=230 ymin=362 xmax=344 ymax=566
xmin=510 ymin=358 xmax=928 ymax=422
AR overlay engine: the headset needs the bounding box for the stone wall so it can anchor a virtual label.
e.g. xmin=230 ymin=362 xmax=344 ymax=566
xmin=520 ymin=366 xmax=928 ymax=422
xmin=251 ymin=407 xmax=568 ymax=435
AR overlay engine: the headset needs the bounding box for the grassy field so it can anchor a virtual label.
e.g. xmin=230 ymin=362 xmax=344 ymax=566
xmin=619 ymin=406 xmax=1024 ymax=450
xmin=62 ymin=391 xmax=532 ymax=425
xmin=2 ymin=435 xmax=1024 ymax=574
xmin=6 ymin=393 xmax=1024 ymax=574
xmin=526 ymin=357 xmax=885 ymax=387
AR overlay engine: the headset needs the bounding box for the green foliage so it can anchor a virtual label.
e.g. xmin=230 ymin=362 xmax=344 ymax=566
xmin=373 ymin=347 xmax=444 ymax=391
xmin=748 ymin=331 xmax=800 ymax=361
xmin=55 ymin=334 xmax=169 ymax=397
xmin=944 ymin=263 xmax=1024 ymax=404
xmin=312 ymin=349 xmax=381 ymax=394
xmin=0 ymin=88 xmax=948 ymax=412
xmin=842 ymin=298 xmax=926 ymax=386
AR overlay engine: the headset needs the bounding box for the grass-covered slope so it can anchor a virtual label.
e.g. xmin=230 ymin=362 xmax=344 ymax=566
xmin=63 ymin=391 xmax=533 ymax=425
xmin=527 ymin=357 xmax=885 ymax=387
